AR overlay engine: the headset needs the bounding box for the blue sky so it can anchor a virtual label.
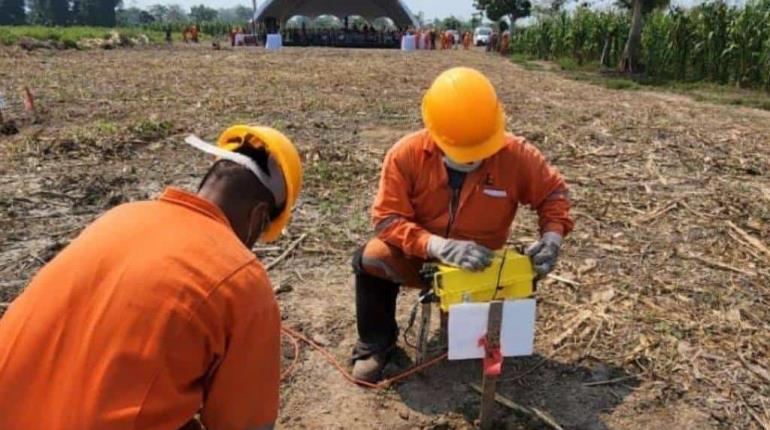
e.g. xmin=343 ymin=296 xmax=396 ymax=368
xmin=126 ymin=0 xmax=480 ymax=19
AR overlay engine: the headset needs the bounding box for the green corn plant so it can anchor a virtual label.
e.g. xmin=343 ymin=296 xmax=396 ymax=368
xmin=642 ymin=10 xmax=672 ymax=78
xmin=506 ymin=0 xmax=769 ymax=89
xmin=668 ymin=7 xmax=692 ymax=80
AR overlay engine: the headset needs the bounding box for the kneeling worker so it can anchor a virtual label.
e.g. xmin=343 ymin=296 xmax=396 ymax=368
xmin=0 ymin=125 xmax=303 ymax=430
xmin=352 ymin=68 xmax=574 ymax=382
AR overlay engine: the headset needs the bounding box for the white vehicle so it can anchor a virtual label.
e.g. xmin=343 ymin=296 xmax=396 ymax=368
xmin=474 ymin=27 xmax=492 ymax=46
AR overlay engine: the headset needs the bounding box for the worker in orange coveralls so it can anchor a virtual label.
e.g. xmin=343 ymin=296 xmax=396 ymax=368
xmin=500 ymin=30 xmax=511 ymax=54
xmin=0 ymin=125 xmax=303 ymax=430
xmin=190 ymin=25 xmax=200 ymax=43
xmin=351 ymin=68 xmax=574 ymax=382
xmin=229 ymin=26 xmax=237 ymax=46
xmin=445 ymin=30 xmax=455 ymax=49
xmin=463 ymin=31 xmax=472 ymax=49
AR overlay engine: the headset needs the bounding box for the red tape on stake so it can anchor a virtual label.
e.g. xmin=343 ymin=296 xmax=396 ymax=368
xmin=478 ymin=336 xmax=503 ymax=376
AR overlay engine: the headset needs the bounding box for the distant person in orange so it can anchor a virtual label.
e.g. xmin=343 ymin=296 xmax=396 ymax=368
xmin=350 ymin=68 xmax=574 ymax=382
xmin=191 ymin=25 xmax=200 ymax=43
xmin=463 ymin=31 xmax=472 ymax=49
xmin=229 ymin=26 xmax=237 ymax=46
xmin=0 ymin=125 xmax=303 ymax=430
xmin=500 ymin=30 xmax=511 ymax=54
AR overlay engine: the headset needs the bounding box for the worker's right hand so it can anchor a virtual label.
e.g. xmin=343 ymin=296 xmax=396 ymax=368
xmin=427 ymin=236 xmax=493 ymax=271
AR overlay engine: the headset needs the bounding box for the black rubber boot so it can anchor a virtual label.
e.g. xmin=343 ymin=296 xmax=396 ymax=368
xmin=351 ymin=271 xmax=400 ymax=382
xmin=352 ymin=271 xmax=400 ymax=360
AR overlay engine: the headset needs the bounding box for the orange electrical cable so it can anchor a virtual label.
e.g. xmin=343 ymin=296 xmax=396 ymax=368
xmin=280 ymin=325 xmax=447 ymax=389
xmin=280 ymin=329 xmax=301 ymax=380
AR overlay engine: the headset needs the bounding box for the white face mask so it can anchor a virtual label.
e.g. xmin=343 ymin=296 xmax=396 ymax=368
xmin=443 ymin=156 xmax=483 ymax=173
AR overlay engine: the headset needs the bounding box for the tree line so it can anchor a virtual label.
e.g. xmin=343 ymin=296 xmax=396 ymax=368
xmin=0 ymin=0 xmax=252 ymax=27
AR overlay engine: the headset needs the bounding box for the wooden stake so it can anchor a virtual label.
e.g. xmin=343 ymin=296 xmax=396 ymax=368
xmin=479 ymin=300 xmax=503 ymax=430
xmin=470 ymin=383 xmax=565 ymax=430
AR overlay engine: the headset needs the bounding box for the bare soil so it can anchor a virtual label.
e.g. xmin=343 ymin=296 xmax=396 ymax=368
xmin=1 ymin=44 xmax=768 ymax=430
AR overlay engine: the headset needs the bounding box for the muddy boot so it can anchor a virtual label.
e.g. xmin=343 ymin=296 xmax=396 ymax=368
xmin=350 ymin=263 xmax=400 ymax=382
xmin=352 ymin=350 xmax=390 ymax=383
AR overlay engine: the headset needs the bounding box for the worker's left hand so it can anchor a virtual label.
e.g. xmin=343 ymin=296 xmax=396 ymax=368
xmin=525 ymin=232 xmax=563 ymax=278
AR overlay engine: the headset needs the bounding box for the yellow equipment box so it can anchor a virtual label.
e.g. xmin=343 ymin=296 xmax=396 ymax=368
xmin=431 ymin=249 xmax=535 ymax=312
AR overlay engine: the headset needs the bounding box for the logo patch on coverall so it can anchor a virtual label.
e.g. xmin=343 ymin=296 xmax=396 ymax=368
xmin=483 ymin=188 xmax=507 ymax=198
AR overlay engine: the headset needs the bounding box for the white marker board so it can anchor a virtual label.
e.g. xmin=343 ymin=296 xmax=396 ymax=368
xmin=447 ymin=299 xmax=536 ymax=361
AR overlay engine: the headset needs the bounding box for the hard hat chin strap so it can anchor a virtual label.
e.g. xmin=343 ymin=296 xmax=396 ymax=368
xmin=185 ymin=135 xmax=287 ymax=208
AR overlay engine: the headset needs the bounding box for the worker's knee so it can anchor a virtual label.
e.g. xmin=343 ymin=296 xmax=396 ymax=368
xmin=352 ymin=238 xmax=425 ymax=287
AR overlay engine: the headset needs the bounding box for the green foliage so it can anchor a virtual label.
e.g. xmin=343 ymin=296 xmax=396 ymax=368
xmin=189 ymin=5 xmax=218 ymax=23
xmin=116 ymin=7 xmax=155 ymax=26
xmin=0 ymin=0 xmax=25 ymax=25
xmin=216 ymin=6 xmax=253 ymax=23
xmin=27 ymin=0 xmax=68 ymax=26
xmin=511 ymin=0 xmax=770 ymax=90
xmin=0 ymin=26 xmax=166 ymax=46
xmin=140 ymin=21 xmax=235 ymax=37
xmin=130 ymin=119 xmax=173 ymax=141
xmin=475 ymin=0 xmax=533 ymax=22
xmin=441 ymin=15 xmax=463 ymax=30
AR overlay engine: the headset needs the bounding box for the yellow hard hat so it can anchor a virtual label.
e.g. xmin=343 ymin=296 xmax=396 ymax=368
xmin=217 ymin=125 xmax=303 ymax=243
xmin=422 ymin=67 xmax=506 ymax=163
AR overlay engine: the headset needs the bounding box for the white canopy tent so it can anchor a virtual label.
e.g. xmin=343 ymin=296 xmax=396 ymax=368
xmin=254 ymin=0 xmax=419 ymax=29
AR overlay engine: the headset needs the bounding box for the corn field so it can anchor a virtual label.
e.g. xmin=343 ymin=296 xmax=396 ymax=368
xmin=512 ymin=0 xmax=770 ymax=89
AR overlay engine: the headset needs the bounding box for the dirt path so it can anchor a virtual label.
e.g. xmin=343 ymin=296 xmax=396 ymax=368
xmin=1 ymin=46 xmax=768 ymax=429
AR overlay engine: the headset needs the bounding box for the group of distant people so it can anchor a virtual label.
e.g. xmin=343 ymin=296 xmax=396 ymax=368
xmin=162 ymin=22 xmax=512 ymax=54
xmin=229 ymin=26 xmax=246 ymax=46
xmin=419 ymin=29 xmax=474 ymax=50
xmin=282 ymin=23 xmax=403 ymax=48
xmin=485 ymin=30 xmax=511 ymax=55
xmin=181 ymin=25 xmax=200 ymax=43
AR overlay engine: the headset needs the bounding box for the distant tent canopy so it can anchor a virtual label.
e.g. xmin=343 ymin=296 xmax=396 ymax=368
xmin=255 ymin=0 xmax=418 ymax=29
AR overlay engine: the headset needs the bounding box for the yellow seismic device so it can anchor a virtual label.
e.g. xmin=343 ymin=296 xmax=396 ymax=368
xmin=432 ymin=249 xmax=535 ymax=312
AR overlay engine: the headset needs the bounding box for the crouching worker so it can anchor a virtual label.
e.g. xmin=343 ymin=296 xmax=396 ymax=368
xmin=0 ymin=125 xmax=303 ymax=430
xmin=351 ymin=68 xmax=574 ymax=382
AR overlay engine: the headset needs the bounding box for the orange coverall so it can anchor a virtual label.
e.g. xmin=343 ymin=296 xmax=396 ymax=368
xmin=360 ymin=130 xmax=573 ymax=286
xmin=500 ymin=31 xmax=511 ymax=54
xmin=0 ymin=187 xmax=280 ymax=430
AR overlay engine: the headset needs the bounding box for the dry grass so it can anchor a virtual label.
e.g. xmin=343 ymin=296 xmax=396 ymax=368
xmin=1 ymin=45 xmax=769 ymax=429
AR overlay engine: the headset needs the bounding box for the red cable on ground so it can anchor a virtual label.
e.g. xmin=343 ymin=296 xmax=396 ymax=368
xmin=280 ymin=325 xmax=447 ymax=389
xmin=280 ymin=329 xmax=301 ymax=380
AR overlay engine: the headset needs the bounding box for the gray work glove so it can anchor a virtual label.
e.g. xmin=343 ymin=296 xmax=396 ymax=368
xmin=427 ymin=236 xmax=493 ymax=271
xmin=525 ymin=232 xmax=563 ymax=278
